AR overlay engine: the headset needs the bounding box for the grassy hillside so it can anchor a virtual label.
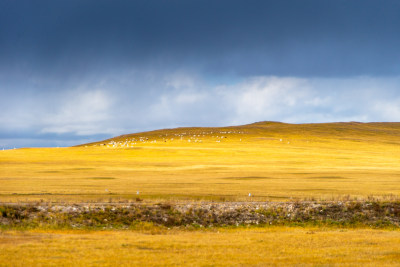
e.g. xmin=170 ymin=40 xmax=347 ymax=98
xmin=81 ymin=121 xmax=400 ymax=147
xmin=1 ymin=121 xmax=400 ymax=203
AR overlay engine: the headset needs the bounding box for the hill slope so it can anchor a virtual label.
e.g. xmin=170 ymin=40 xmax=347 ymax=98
xmin=80 ymin=121 xmax=400 ymax=148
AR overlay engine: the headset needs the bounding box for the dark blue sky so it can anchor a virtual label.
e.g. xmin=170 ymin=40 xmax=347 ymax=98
xmin=1 ymin=0 xmax=400 ymax=148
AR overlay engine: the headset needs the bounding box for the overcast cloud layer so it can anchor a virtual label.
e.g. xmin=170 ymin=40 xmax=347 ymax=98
xmin=1 ymin=0 xmax=400 ymax=148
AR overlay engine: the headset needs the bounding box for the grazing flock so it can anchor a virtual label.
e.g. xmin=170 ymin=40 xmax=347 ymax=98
xmin=90 ymin=130 xmax=248 ymax=148
xmin=84 ymin=129 xmax=295 ymax=149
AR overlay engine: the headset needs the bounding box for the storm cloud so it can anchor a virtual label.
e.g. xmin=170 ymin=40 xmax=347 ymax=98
xmin=1 ymin=0 xmax=400 ymax=148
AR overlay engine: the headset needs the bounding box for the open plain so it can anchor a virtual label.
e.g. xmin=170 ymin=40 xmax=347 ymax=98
xmin=1 ymin=122 xmax=400 ymax=203
xmin=1 ymin=121 xmax=400 ymax=266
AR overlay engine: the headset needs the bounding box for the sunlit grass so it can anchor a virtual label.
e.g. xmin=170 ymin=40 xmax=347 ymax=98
xmin=1 ymin=227 xmax=400 ymax=266
xmin=2 ymin=122 xmax=400 ymax=265
xmin=1 ymin=122 xmax=400 ymax=203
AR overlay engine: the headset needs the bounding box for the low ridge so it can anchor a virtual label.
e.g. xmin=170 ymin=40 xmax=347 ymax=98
xmin=79 ymin=121 xmax=400 ymax=148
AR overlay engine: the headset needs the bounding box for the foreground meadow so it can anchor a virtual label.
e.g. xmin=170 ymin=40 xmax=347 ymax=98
xmin=1 ymin=227 xmax=400 ymax=266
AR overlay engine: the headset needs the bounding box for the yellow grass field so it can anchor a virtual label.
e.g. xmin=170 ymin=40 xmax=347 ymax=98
xmin=1 ymin=227 xmax=400 ymax=266
xmin=1 ymin=122 xmax=400 ymax=203
xmin=2 ymin=122 xmax=400 ymax=266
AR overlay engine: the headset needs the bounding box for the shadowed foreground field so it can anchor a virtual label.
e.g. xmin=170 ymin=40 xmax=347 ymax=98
xmin=1 ymin=122 xmax=400 ymax=203
xmin=1 ymin=227 xmax=400 ymax=266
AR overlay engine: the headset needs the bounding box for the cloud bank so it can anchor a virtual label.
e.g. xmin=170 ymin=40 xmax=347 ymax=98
xmin=1 ymin=72 xmax=399 ymax=148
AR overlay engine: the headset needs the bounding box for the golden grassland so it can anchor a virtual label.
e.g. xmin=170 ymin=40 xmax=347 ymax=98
xmin=2 ymin=122 xmax=400 ymax=266
xmin=1 ymin=227 xmax=400 ymax=266
xmin=1 ymin=121 xmax=400 ymax=203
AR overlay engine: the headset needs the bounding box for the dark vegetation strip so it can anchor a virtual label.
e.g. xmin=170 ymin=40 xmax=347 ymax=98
xmin=1 ymin=201 xmax=400 ymax=229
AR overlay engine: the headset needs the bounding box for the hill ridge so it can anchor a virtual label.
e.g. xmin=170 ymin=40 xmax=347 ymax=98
xmin=78 ymin=121 xmax=400 ymax=147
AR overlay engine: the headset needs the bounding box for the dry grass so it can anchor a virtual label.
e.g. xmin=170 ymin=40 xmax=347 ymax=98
xmin=1 ymin=227 xmax=400 ymax=266
xmin=2 ymin=122 xmax=400 ymax=265
xmin=1 ymin=122 xmax=400 ymax=203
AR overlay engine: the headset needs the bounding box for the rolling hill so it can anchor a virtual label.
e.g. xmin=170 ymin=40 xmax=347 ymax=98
xmin=81 ymin=121 xmax=400 ymax=148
